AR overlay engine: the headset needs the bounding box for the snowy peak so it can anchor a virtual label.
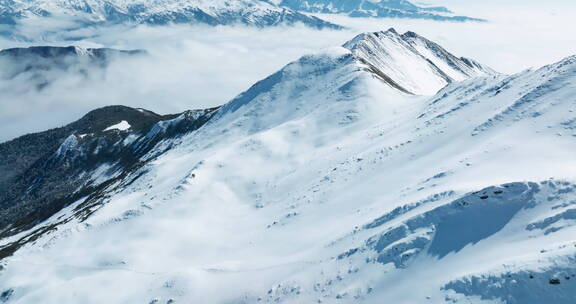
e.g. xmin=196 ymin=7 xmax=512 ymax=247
xmin=1 ymin=0 xmax=342 ymax=32
xmin=344 ymin=28 xmax=496 ymax=95
xmin=211 ymin=47 xmax=361 ymax=132
xmin=400 ymin=31 xmax=496 ymax=76
xmin=211 ymin=29 xmax=494 ymax=129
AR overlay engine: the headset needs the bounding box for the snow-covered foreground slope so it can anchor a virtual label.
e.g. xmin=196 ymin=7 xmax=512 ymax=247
xmin=1 ymin=31 xmax=576 ymax=304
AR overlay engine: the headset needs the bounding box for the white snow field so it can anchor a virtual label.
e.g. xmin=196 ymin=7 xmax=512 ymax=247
xmin=1 ymin=29 xmax=576 ymax=304
xmin=104 ymin=120 xmax=131 ymax=131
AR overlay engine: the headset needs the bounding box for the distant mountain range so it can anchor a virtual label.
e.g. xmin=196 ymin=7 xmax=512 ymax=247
xmin=0 ymin=46 xmax=144 ymax=90
xmin=0 ymin=0 xmax=342 ymax=30
xmin=275 ymin=0 xmax=485 ymax=21
xmin=0 ymin=0 xmax=482 ymax=38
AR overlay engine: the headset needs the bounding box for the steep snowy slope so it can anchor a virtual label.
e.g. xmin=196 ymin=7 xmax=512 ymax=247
xmin=0 ymin=0 xmax=341 ymax=30
xmin=0 ymin=105 xmax=219 ymax=248
xmin=0 ymin=31 xmax=575 ymax=304
xmin=276 ymin=0 xmax=483 ymax=21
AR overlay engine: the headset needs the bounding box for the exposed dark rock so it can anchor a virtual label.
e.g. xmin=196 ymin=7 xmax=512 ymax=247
xmin=0 ymin=289 xmax=13 ymax=303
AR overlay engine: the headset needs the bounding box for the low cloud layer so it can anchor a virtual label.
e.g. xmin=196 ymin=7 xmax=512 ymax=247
xmin=0 ymin=25 xmax=350 ymax=141
xmin=0 ymin=0 xmax=575 ymax=142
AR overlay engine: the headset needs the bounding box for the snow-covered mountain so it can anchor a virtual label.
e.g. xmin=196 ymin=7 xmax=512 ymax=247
xmin=343 ymin=29 xmax=495 ymax=95
xmin=275 ymin=0 xmax=484 ymax=21
xmin=1 ymin=29 xmax=576 ymax=304
xmin=0 ymin=105 xmax=219 ymax=243
xmin=0 ymin=0 xmax=342 ymax=30
xmin=0 ymin=46 xmax=144 ymax=90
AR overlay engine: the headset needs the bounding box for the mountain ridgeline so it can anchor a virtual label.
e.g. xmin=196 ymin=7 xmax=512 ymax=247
xmin=342 ymin=29 xmax=495 ymax=95
xmin=0 ymin=29 xmax=575 ymax=304
xmin=277 ymin=0 xmax=484 ymax=21
xmin=0 ymin=105 xmax=219 ymax=253
xmin=0 ymin=0 xmax=342 ymax=30
xmin=0 ymin=0 xmax=482 ymax=40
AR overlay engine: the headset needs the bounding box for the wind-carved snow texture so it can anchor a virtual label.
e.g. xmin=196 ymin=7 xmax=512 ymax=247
xmin=364 ymin=183 xmax=538 ymax=266
xmin=0 ymin=30 xmax=576 ymax=304
xmin=471 ymin=56 xmax=576 ymax=135
xmin=444 ymin=266 xmax=576 ymax=304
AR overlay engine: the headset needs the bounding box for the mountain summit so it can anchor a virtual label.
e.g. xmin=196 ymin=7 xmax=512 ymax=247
xmin=343 ymin=29 xmax=495 ymax=95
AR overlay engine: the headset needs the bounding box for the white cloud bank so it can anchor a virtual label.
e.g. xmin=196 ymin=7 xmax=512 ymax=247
xmin=0 ymin=0 xmax=574 ymax=142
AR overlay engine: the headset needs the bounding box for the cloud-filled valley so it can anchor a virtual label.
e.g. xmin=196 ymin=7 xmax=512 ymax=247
xmin=0 ymin=0 xmax=575 ymax=141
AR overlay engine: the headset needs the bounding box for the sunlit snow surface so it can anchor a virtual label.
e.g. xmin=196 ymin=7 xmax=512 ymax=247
xmin=1 ymin=36 xmax=576 ymax=303
xmin=103 ymin=120 xmax=131 ymax=131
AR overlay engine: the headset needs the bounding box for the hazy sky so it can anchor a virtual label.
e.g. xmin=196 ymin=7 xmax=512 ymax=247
xmin=0 ymin=0 xmax=575 ymax=142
